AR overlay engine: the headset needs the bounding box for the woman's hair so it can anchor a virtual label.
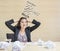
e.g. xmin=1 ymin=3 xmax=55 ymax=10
xmin=16 ymin=17 xmax=27 ymax=29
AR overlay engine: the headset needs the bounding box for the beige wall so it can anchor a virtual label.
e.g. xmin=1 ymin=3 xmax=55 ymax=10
xmin=0 ymin=0 xmax=60 ymax=41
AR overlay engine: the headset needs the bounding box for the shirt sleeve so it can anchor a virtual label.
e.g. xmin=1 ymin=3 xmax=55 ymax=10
xmin=29 ymin=19 xmax=41 ymax=32
xmin=5 ymin=19 xmax=15 ymax=32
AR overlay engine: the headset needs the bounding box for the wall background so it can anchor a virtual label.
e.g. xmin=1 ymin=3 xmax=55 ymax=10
xmin=0 ymin=0 xmax=60 ymax=41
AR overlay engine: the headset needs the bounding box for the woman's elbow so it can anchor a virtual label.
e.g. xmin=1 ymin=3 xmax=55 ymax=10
xmin=5 ymin=22 xmax=7 ymax=25
xmin=5 ymin=21 xmax=8 ymax=26
xmin=37 ymin=22 xmax=41 ymax=26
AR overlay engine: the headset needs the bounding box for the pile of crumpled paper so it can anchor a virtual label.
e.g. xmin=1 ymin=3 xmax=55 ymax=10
xmin=0 ymin=42 xmax=10 ymax=49
xmin=37 ymin=39 xmax=56 ymax=49
xmin=0 ymin=39 xmax=56 ymax=51
xmin=12 ymin=41 xmax=26 ymax=51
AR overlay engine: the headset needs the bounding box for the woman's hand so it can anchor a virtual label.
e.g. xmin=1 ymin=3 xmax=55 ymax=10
xmin=27 ymin=17 xmax=33 ymax=23
xmin=14 ymin=19 xmax=18 ymax=23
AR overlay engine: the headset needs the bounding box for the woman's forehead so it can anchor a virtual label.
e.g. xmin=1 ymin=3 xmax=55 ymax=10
xmin=21 ymin=19 xmax=27 ymax=21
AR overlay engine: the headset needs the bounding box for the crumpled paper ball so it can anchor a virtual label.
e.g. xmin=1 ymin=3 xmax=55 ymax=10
xmin=44 ymin=41 xmax=56 ymax=49
xmin=37 ymin=39 xmax=44 ymax=46
xmin=0 ymin=42 xmax=10 ymax=49
xmin=12 ymin=41 xmax=26 ymax=51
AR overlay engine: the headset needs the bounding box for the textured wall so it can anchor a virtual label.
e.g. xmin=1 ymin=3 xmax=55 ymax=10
xmin=0 ymin=0 xmax=60 ymax=41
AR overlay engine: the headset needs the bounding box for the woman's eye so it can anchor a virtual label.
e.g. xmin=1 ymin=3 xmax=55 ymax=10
xmin=21 ymin=22 xmax=24 ymax=23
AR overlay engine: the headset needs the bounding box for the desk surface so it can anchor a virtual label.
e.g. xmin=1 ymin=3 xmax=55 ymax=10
xmin=0 ymin=42 xmax=60 ymax=51
xmin=22 ymin=42 xmax=60 ymax=51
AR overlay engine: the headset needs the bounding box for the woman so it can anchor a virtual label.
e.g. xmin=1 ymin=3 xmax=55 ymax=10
xmin=5 ymin=17 xmax=41 ymax=42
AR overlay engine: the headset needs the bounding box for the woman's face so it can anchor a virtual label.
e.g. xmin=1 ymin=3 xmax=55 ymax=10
xmin=20 ymin=19 xmax=28 ymax=29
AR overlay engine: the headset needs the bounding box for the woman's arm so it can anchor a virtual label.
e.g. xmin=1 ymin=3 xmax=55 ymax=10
xmin=5 ymin=19 xmax=15 ymax=32
xmin=28 ymin=19 xmax=41 ymax=32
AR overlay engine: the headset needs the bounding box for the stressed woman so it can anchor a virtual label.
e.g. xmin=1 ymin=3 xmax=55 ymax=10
xmin=5 ymin=17 xmax=41 ymax=42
